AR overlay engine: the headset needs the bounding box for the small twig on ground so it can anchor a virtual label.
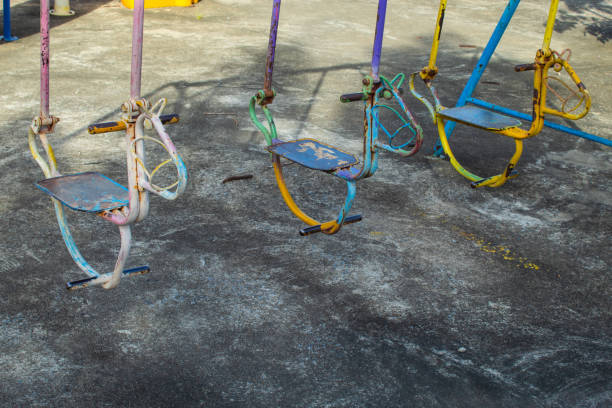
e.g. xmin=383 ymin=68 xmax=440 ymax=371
xmin=222 ymin=174 xmax=253 ymax=184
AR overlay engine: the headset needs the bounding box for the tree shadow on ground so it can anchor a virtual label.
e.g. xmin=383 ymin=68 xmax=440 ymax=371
xmin=557 ymin=0 xmax=612 ymax=43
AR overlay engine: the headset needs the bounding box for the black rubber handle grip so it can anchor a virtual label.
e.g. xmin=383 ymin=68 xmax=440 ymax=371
xmin=340 ymin=93 xmax=365 ymax=103
xmin=515 ymin=63 xmax=536 ymax=72
xmin=299 ymin=214 xmax=362 ymax=236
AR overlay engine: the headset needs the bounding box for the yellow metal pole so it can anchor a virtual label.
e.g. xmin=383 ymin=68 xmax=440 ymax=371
xmin=421 ymin=0 xmax=446 ymax=81
xmin=542 ymin=0 xmax=559 ymax=52
xmin=428 ymin=0 xmax=446 ymax=71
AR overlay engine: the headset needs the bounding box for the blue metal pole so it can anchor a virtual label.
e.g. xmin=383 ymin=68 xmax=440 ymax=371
xmin=468 ymin=97 xmax=612 ymax=147
xmin=371 ymin=0 xmax=388 ymax=81
xmin=1 ymin=0 xmax=19 ymax=42
xmin=433 ymin=0 xmax=520 ymax=156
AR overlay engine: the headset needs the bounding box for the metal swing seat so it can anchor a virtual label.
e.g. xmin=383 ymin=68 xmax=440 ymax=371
xmin=250 ymin=0 xmax=423 ymax=236
xmin=29 ymin=0 xmax=187 ymax=289
xmin=410 ymin=0 xmax=590 ymax=188
xmin=36 ymin=172 xmax=129 ymax=213
xmin=437 ymin=105 xmax=521 ymax=132
xmin=266 ymin=139 xmax=358 ymax=172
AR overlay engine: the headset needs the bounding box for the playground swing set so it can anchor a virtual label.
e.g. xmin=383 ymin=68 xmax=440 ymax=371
xmin=409 ymin=0 xmax=592 ymax=188
xmin=22 ymin=0 xmax=604 ymax=289
xmin=28 ymin=0 xmax=187 ymax=289
xmin=249 ymin=0 xmax=423 ymax=236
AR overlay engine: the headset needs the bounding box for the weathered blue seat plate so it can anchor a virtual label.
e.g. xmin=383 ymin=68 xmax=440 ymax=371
xmin=439 ymin=105 xmax=521 ymax=131
xmin=267 ymin=139 xmax=357 ymax=171
xmin=36 ymin=172 xmax=129 ymax=213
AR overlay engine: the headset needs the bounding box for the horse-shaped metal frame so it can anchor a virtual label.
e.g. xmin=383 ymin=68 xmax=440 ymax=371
xmin=249 ymin=0 xmax=423 ymax=236
xmin=410 ymin=0 xmax=591 ymax=188
xmin=28 ymin=0 xmax=187 ymax=289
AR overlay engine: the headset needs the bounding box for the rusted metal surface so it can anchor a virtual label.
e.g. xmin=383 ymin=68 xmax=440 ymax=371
xmin=28 ymin=0 xmax=187 ymax=289
xmin=130 ymin=0 xmax=145 ymax=99
xmin=35 ymin=172 xmax=129 ymax=213
xmin=87 ymin=113 xmax=179 ymax=134
xmin=515 ymin=63 xmax=536 ymax=72
xmin=266 ymin=139 xmax=358 ymax=172
xmin=340 ymin=92 xmax=365 ymax=103
xmin=249 ymin=0 xmax=421 ymax=235
xmin=40 ymin=0 xmax=50 ymax=119
xmin=263 ymin=0 xmax=281 ymax=95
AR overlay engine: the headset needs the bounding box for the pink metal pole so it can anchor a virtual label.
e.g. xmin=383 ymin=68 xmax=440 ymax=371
xmin=40 ymin=0 xmax=50 ymax=117
xmin=130 ymin=0 xmax=144 ymax=99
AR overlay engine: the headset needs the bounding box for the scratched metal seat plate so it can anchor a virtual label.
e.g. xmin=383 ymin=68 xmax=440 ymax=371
xmin=266 ymin=139 xmax=358 ymax=171
xmin=439 ymin=105 xmax=521 ymax=131
xmin=36 ymin=172 xmax=129 ymax=213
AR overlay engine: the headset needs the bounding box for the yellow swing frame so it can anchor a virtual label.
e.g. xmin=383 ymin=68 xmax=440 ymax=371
xmin=410 ymin=0 xmax=591 ymax=188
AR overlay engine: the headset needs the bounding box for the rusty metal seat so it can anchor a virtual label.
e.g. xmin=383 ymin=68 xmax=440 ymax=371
xmin=35 ymin=172 xmax=128 ymax=213
xmin=266 ymin=138 xmax=358 ymax=171
xmin=438 ymin=105 xmax=521 ymax=131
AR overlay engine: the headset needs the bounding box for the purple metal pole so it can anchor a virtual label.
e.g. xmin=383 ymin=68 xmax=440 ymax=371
xmin=263 ymin=0 xmax=281 ymax=93
xmin=370 ymin=0 xmax=387 ymax=81
xmin=40 ymin=0 xmax=50 ymax=117
xmin=130 ymin=0 xmax=144 ymax=99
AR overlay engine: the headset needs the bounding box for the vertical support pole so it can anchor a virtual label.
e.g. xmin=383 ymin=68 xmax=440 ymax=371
xmin=40 ymin=0 xmax=50 ymax=118
xmin=127 ymin=0 xmax=145 ymax=224
xmin=130 ymin=0 xmax=144 ymax=100
xmin=426 ymin=0 xmax=446 ymax=74
xmin=1 ymin=0 xmax=18 ymax=41
xmin=263 ymin=0 xmax=281 ymax=94
xmin=542 ymin=0 xmax=559 ymax=51
xmin=370 ymin=0 xmax=387 ymax=82
xmin=433 ymin=0 xmax=521 ymax=156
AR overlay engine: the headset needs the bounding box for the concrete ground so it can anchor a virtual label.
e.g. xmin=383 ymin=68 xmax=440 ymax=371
xmin=1 ymin=0 xmax=611 ymax=406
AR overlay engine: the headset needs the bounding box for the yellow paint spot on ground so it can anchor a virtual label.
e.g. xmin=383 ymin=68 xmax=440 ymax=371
xmin=370 ymin=231 xmax=384 ymax=236
xmin=455 ymin=228 xmax=540 ymax=270
xmin=412 ymin=211 xmax=540 ymax=270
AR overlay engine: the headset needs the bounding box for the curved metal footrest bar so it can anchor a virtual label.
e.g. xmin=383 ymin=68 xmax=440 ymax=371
xmin=300 ymin=214 xmax=362 ymax=236
xmin=436 ymin=115 xmax=524 ymax=188
xmin=66 ymin=265 xmax=150 ymax=290
xmin=272 ymin=156 xmax=358 ymax=236
xmin=470 ymin=170 xmax=519 ymax=188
